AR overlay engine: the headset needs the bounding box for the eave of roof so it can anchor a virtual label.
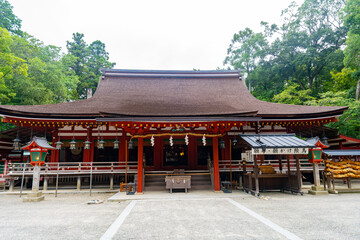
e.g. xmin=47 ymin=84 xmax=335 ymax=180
xmin=240 ymin=134 xmax=315 ymax=148
xmin=323 ymin=149 xmax=360 ymax=156
xmin=0 ymin=69 xmax=348 ymax=120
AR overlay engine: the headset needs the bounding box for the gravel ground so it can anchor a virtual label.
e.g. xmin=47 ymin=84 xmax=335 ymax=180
xmin=237 ymin=192 xmax=360 ymax=240
xmin=0 ymin=191 xmax=359 ymax=240
xmin=0 ymin=193 xmax=128 ymax=240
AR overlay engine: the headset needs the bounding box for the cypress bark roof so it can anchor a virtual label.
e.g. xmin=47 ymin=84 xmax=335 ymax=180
xmin=0 ymin=69 xmax=347 ymax=120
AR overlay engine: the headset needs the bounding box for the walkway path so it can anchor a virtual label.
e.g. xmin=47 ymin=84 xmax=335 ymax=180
xmin=0 ymin=190 xmax=359 ymax=239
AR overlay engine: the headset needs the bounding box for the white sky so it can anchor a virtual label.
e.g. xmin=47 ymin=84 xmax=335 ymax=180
xmin=10 ymin=0 xmax=303 ymax=70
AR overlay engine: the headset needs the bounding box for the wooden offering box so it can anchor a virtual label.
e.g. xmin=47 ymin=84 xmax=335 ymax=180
xmin=165 ymin=176 xmax=191 ymax=193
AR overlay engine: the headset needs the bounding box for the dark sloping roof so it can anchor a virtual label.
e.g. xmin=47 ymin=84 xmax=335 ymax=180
xmin=0 ymin=69 xmax=347 ymax=120
xmin=240 ymin=134 xmax=315 ymax=148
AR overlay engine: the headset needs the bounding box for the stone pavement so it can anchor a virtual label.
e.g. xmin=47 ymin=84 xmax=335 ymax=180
xmin=0 ymin=190 xmax=359 ymax=239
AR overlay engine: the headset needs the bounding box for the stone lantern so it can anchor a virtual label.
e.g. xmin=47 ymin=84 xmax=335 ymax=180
xmin=306 ymin=137 xmax=329 ymax=195
xmin=22 ymin=137 xmax=55 ymax=202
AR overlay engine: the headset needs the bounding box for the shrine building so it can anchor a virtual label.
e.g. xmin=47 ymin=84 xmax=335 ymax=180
xmin=0 ymin=69 xmax=348 ymax=193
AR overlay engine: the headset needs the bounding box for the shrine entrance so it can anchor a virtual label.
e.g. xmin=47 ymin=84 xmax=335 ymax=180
xmin=138 ymin=136 xmax=211 ymax=172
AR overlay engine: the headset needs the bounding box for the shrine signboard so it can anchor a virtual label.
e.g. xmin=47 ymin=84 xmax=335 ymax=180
xmin=251 ymin=147 xmax=309 ymax=155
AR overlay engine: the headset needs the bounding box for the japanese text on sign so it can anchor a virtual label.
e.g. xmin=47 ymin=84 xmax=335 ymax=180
xmin=251 ymin=147 xmax=309 ymax=155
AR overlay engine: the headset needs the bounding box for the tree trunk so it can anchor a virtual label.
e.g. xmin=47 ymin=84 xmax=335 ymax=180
xmin=248 ymin=77 xmax=251 ymax=93
xmin=356 ymin=79 xmax=360 ymax=101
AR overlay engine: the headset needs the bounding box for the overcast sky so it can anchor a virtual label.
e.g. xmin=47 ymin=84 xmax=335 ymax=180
xmin=11 ymin=0 xmax=303 ymax=70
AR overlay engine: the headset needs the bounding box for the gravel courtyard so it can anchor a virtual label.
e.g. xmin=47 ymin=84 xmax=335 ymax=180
xmin=0 ymin=191 xmax=359 ymax=240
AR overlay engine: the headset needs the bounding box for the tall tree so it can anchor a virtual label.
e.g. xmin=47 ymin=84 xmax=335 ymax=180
xmin=0 ymin=0 xmax=22 ymax=35
xmin=66 ymin=33 xmax=114 ymax=99
xmin=225 ymin=0 xmax=347 ymax=100
xmin=274 ymin=0 xmax=346 ymax=93
xmin=343 ymin=0 xmax=360 ymax=100
xmin=224 ymin=28 xmax=267 ymax=92
xmin=0 ymin=27 xmax=27 ymax=103
xmin=88 ymin=40 xmax=115 ymax=90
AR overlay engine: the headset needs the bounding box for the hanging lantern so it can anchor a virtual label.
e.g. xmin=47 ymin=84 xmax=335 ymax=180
xmin=98 ymin=139 xmax=104 ymax=149
xmin=114 ymin=126 xmax=120 ymax=149
xmin=55 ymin=140 xmax=63 ymax=150
xmin=321 ymin=136 xmax=329 ymax=146
xmin=70 ymin=138 xmax=76 ymax=150
xmin=232 ymin=137 xmax=238 ymax=146
xmin=219 ymin=139 xmax=226 ymax=149
xmin=13 ymin=137 xmax=21 ymax=151
xmin=113 ymin=139 xmax=119 ymax=149
xmin=128 ymin=139 xmax=134 ymax=149
xmin=84 ymin=140 xmax=91 ymax=150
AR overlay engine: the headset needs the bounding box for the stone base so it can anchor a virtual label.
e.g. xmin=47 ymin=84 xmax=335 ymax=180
xmin=312 ymin=186 xmax=325 ymax=191
xmin=23 ymin=191 xmax=45 ymax=202
xmin=308 ymin=186 xmax=328 ymax=195
xmin=214 ymin=190 xmax=223 ymax=193
xmin=135 ymin=192 xmax=144 ymax=195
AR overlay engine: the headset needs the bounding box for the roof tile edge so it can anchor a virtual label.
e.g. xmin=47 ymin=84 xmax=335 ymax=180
xmin=100 ymin=68 xmax=242 ymax=79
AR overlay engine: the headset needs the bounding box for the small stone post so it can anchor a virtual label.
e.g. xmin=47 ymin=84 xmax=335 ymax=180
xmin=9 ymin=178 xmax=14 ymax=192
xmin=110 ymin=176 xmax=114 ymax=190
xmin=24 ymin=164 xmax=45 ymax=202
xmin=43 ymin=177 xmax=48 ymax=191
xmin=77 ymin=176 xmax=81 ymax=191
xmin=309 ymin=162 xmax=328 ymax=195
xmin=313 ymin=162 xmax=320 ymax=187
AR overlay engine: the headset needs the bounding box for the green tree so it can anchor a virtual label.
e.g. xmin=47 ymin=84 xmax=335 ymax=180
xmin=224 ymin=28 xmax=268 ymax=92
xmin=66 ymin=33 xmax=114 ymax=99
xmin=0 ymin=0 xmax=22 ymax=35
xmin=306 ymin=91 xmax=360 ymax=138
xmin=330 ymin=68 xmax=357 ymax=94
xmin=343 ymin=0 xmax=360 ymax=100
xmin=273 ymin=83 xmax=315 ymax=105
xmin=275 ymin=0 xmax=346 ymax=93
xmin=225 ymin=0 xmax=347 ymax=100
xmin=0 ymin=27 xmax=27 ymax=103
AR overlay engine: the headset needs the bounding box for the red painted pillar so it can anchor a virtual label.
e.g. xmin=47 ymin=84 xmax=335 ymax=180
xmin=213 ymin=137 xmax=220 ymax=191
xmin=224 ymin=136 xmax=231 ymax=160
xmin=189 ymin=135 xmax=197 ymax=169
xmin=83 ymin=147 xmax=90 ymax=162
xmin=137 ymin=138 xmax=144 ymax=193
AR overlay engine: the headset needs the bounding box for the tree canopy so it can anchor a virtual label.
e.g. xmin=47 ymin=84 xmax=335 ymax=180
xmin=66 ymin=33 xmax=115 ymax=99
xmin=0 ymin=0 xmax=22 ymax=36
xmin=0 ymin=1 xmax=115 ymax=106
xmin=225 ymin=0 xmax=359 ymax=138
